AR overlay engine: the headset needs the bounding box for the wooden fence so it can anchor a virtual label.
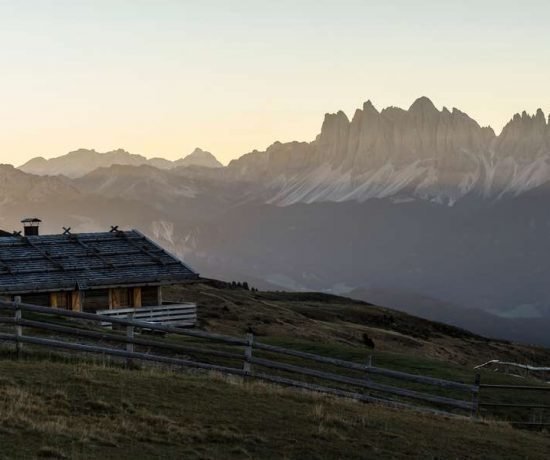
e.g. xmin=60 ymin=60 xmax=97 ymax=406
xmin=475 ymin=359 xmax=550 ymax=381
xmin=96 ymin=303 xmax=197 ymax=327
xmin=478 ymin=384 xmax=550 ymax=427
xmin=0 ymin=297 xmax=480 ymax=417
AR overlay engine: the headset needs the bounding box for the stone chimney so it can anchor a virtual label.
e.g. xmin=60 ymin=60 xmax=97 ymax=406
xmin=21 ymin=218 xmax=41 ymax=236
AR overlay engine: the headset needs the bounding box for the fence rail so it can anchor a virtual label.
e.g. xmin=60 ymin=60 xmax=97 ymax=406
xmin=477 ymin=382 xmax=550 ymax=426
xmin=96 ymin=303 xmax=197 ymax=327
xmin=0 ymin=298 xmax=481 ymax=417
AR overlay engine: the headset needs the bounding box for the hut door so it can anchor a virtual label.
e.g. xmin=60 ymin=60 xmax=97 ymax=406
xmin=111 ymin=288 xmax=131 ymax=309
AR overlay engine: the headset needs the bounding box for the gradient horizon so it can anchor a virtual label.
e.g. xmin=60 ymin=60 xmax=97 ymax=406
xmin=1 ymin=0 xmax=549 ymax=166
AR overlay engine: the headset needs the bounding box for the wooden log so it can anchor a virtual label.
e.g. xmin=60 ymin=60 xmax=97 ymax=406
xmin=249 ymin=372 xmax=462 ymax=418
xmin=157 ymin=286 xmax=163 ymax=307
xmin=0 ymin=300 xmax=247 ymax=345
xmin=126 ymin=311 xmax=135 ymax=367
xmin=243 ymin=333 xmax=254 ymax=374
xmin=0 ymin=326 xmax=465 ymax=419
xmin=0 ymin=333 xmax=247 ymax=376
xmin=107 ymin=313 xmax=197 ymax=323
xmin=509 ymin=421 xmax=550 ymax=427
xmin=14 ymin=296 xmax=22 ymax=359
xmin=0 ymin=330 xmax=460 ymax=419
xmin=253 ymin=341 xmax=475 ymax=392
xmin=71 ymin=291 xmax=81 ymax=312
xmin=365 ymin=355 xmax=373 ymax=383
xmin=479 ymin=384 xmax=550 ymax=391
xmin=133 ymin=288 xmax=142 ymax=308
xmin=249 ymin=356 xmax=473 ymax=411
xmin=479 ymin=403 xmax=550 ymax=409
xmin=16 ymin=318 xmax=243 ymax=360
xmin=471 ymin=373 xmax=481 ymax=418
xmin=50 ymin=292 xmax=58 ymax=309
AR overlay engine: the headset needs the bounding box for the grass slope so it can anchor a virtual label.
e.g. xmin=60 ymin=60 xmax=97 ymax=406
xmin=2 ymin=280 xmax=550 ymax=458
xmin=1 ymin=359 xmax=550 ymax=460
xmin=165 ymin=281 xmax=550 ymax=366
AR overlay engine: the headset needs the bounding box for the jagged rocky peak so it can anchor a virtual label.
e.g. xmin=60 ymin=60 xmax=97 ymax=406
xmin=226 ymin=96 xmax=521 ymax=206
xmin=316 ymin=96 xmax=495 ymax=173
xmin=362 ymin=100 xmax=379 ymax=114
xmin=317 ymin=111 xmax=351 ymax=162
xmin=174 ymin=148 xmax=223 ymax=168
xmin=496 ymin=108 xmax=550 ymax=158
xmin=409 ymin=96 xmax=438 ymax=114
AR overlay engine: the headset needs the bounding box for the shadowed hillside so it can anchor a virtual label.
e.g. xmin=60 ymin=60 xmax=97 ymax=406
xmin=164 ymin=281 xmax=550 ymax=367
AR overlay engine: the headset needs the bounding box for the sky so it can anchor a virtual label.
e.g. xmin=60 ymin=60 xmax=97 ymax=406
xmin=0 ymin=0 xmax=549 ymax=166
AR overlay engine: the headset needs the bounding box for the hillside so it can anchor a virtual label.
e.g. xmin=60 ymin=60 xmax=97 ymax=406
xmin=2 ymin=281 xmax=550 ymax=458
xmin=164 ymin=281 xmax=550 ymax=367
xmin=2 ymin=359 xmax=550 ymax=460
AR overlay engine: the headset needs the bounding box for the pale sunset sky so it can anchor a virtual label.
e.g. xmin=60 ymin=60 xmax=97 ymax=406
xmin=0 ymin=0 xmax=549 ymax=165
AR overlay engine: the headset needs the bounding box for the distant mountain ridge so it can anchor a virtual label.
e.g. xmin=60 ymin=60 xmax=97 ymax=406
xmin=19 ymin=147 xmax=222 ymax=178
xmin=226 ymin=97 xmax=550 ymax=205
xmin=17 ymin=97 xmax=550 ymax=206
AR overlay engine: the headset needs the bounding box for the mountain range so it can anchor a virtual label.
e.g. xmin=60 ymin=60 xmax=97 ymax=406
xmin=4 ymin=96 xmax=550 ymax=346
xmin=225 ymin=97 xmax=550 ymax=206
xmin=19 ymin=147 xmax=222 ymax=178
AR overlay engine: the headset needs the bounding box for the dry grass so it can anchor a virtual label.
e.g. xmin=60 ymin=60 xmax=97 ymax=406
xmin=164 ymin=282 xmax=550 ymax=367
xmin=1 ymin=282 xmax=550 ymax=458
xmin=0 ymin=358 xmax=548 ymax=459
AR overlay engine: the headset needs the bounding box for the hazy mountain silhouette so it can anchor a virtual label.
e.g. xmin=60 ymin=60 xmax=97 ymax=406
xmin=19 ymin=147 xmax=222 ymax=178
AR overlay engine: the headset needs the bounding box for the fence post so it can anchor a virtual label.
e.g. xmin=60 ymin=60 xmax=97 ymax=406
xmin=362 ymin=354 xmax=373 ymax=394
xmin=365 ymin=354 xmax=373 ymax=381
xmin=471 ymin=373 xmax=481 ymax=418
xmin=14 ymin=296 xmax=22 ymax=359
xmin=126 ymin=311 xmax=135 ymax=367
xmin=243 ymin=333 xmax=254 ymax=374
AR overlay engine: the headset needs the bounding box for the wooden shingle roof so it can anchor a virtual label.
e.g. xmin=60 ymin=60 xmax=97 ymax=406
xmin=0 ymin=229 xmax=199 ymax=294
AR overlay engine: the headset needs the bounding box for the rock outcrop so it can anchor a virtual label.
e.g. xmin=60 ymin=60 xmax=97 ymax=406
xmin=227 ymin=97 xmax=550 ymax=205
xmin=174 ymin=148 xmax=223 ymax=169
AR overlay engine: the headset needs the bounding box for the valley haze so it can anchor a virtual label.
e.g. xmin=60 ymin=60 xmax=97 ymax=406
xmin=3 ymin=96 xmax=550 ymax=347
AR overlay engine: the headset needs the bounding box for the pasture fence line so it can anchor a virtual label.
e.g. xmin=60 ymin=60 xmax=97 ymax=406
xmin=0 ymin=297 xmax=482 ymax=417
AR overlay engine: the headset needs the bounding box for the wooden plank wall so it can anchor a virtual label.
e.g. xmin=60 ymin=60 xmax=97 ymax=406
xmin=133 ymin=287 xmax=142 ymax=308
xmin=71 ymin=291 xmax=81 ymax=312
xmin=15 ymin=286 xmax=160 ymax=312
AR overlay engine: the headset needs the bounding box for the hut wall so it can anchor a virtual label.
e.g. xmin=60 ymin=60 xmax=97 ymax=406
xmin=141 ymin=286 xmax=160 ymax=307
xmin=82 ymin=289 xmax=110 ymax=313
xmin=20 ymin=292 xmax=51 ymax=307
